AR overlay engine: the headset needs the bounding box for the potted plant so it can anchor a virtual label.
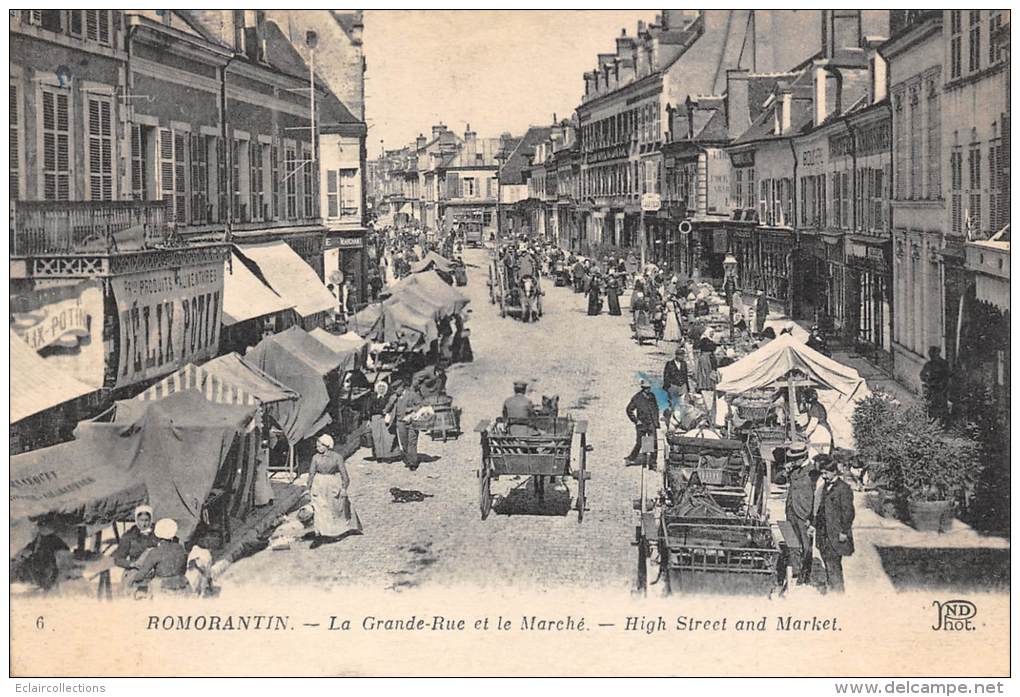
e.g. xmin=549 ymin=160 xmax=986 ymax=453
xmin=851 ymin=392 xmax=903 ymax=517
xmin=895 ymin=415 xmax=982 ymax=533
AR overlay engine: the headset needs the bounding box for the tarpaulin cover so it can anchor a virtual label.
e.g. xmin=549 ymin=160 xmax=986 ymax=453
xmin=382 ymin=298 xmax=439 ymax=345
xmin=309 ymin=328 xmax=369 ymax=367
xmin=716 ymin=334 xmax=867 ymax=398
xmin=266 ymin=326 xmax=349 ymax=376
xmin=245 ymin=331 xmax=333 ymax=443
xmin=222 ymin=253 xmax=294 ymax=325
xmin=348 ymin=303 xmax=384 ymax=340
xmin=10 ymin=330 xmax=96 ymax=424
xmin=391 ymin=270 xmax=470 ymax=317
xmin=10 ymin=391 xmax=256 ymax=540
xmin=410 ymin=251 xmax=455 ymax=274
xmin=236 ymin=241 xmax=337 ymax=318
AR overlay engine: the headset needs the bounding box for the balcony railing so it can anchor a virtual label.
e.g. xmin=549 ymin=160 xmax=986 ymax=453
xmin=11 ymin=200 xmax=171 ymax=256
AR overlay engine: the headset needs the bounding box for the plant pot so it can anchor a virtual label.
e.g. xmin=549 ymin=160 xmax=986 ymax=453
xmin=907 ymin=499 xmax=954 ymax=533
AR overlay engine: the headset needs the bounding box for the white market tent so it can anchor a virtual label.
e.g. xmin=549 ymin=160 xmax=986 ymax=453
xmin=717 ymin=334 xmax=867 ymax=398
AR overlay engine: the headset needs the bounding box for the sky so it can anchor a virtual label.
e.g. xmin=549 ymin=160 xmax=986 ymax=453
xmin=363 ymin=10 xmax=656 ymax=157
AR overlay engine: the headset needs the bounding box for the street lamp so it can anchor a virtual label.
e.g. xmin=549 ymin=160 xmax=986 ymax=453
xmin=723 ymin=252 xmax=738 ymax=343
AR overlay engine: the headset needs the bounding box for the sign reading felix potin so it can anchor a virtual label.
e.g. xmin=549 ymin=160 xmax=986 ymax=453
xmin=113 ymin=263 xmax=224 ymax=388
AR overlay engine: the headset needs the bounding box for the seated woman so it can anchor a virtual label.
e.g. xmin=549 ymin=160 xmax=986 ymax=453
xmin=11 ymin=520 xmax=69 ymax=593
xmin=132 ymin=519 xmax=188 ymax=596
xmin=113 ymin=505 xmax=157 ymax=591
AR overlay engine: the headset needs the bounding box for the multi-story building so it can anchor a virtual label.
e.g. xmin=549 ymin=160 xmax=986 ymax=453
xmin=880 ymin=11 xmax=946 ymax=390
xmin=552 ymin=123 xmax=581 ymax=250
xmin=438 ymin=126 xmax=501 ymax=238
xmin=576 ymin=10 xmax=825 ymax=263
xmin=497 ymin=127 xmax=551 ymax=238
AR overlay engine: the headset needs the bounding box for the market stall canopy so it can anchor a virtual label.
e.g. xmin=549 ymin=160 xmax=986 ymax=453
xmin=235 ymin=241 xmax=337 ymax=319
xmin=410 ymin=251 xmax=455 ymax=275
xmin=348 ymin=303 xmax=384 ymax=340
xmin=391 ymin=270 xmax=470 ymax=316
xmin=716 ymin=334 xmax=867 ymax=398
xmin=11 ymin=391 xmax=258 ymax=540
xmin=245 ymin=329 xmax=335 ymax=443
xmin=135 ymin=354 xmax=298 ymax=407
xmin=10 ymin=330 xmax=96 ymax=424
xmin=382 ymin=297 xmax=439 ymax=345
xmin=309 ymin=328 xmax=370 ymax=361
xmin=222 ymin=253 xmax=295 ymax=326
xmin=267 ymin=326 xmax=349 ymax=375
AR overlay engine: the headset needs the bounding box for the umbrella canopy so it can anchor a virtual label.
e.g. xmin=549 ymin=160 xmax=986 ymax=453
xmin=716 ymin=334 xmax=866 ymax=398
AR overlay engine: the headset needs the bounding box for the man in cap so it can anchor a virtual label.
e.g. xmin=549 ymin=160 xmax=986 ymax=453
xmin=625 ymin=378 xmax=660 ymax=467
xmin=775 ymin=441 xmax=819 ymax=585
xmin=662 ymin=345 xmax=690 ymax=409
xmin=503 ymin=380 xmax=536 ymax=436
xmin=811 ymin=454 xmax=855 ymax=593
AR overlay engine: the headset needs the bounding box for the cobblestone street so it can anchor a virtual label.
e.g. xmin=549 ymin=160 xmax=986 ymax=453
xmin=222 ymin=247 xmax=670 ymax=592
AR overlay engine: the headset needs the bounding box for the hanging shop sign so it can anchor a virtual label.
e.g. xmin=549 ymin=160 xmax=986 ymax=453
xmin=10 ymin=280 xmax=106 ymax=388
xmin=113 ymin=263 xmax=224 ymax=388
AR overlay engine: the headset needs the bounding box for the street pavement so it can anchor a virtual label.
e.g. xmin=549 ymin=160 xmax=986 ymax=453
xmin=221 ymin=247 xmax=1009 ymax=596
xmin=222 ymin=246 xmax=663 ymax=592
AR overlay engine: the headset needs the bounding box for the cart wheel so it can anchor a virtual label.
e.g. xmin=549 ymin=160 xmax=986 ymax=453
xmin=635 ymin=527 xmax=647 ymax=594
xmin=576 ymin=434 xmax=587 ymax=523
xmin=479 ymin=459 xmax=492 ymax=520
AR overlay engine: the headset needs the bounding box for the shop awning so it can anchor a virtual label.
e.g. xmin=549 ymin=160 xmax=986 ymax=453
xmin=222 ymin=253 xmax=294 ymax=326
xmin=236 ymin=241 xmax=337 ymax=318
xmin=10 ymin=331 xmax=96 ymax=424
xmin=265 ymin=326 xmax=349 ymax=375
xmin=134 ymin=354 xmax=299 ymax=407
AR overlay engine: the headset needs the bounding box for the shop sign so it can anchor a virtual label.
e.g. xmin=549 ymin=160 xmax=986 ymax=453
xmin=868 ymin=247 xmax=885 ymax=262
xmin=641 ymin=193 xmax=662 ymax=212
xmin=847 ymin=242 xmax=868 ymax=258
xmin=333 ymin=237 xmax=365 ymax=249
xmin=113 ymin=263 xmax=224 ymax=389
xmin=729 ymin=150 xmax=755 ymax=168
xmin=10 ymin=280 xmax=105 ymax=388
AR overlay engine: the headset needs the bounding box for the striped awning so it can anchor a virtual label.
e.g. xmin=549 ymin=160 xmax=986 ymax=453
xmin=136 ymin=363 xmax=262 ymax=406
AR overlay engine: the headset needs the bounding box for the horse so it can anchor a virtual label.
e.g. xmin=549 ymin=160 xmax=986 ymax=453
xmin=520 ymin=276 xmax=541 ymax=323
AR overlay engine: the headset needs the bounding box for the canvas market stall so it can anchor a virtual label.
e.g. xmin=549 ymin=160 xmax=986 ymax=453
xmin=716 ymin=333 xmax=869 ymax=457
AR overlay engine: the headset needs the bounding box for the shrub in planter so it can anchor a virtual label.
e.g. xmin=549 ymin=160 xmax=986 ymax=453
xmin=888 ymin=406 xmax=983 ymax=533
xmin=851 ymin=392 xmax=903 ymax=494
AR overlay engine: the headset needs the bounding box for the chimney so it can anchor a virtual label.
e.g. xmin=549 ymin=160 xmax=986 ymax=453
xmin=637 ymin=20 xmax=645 ymax=34
xmin=432 ymin=123 xmax=445 ymax=140
xmin=726 ymin=70 xmax=751 ymax=139
xmin=416 ymin=133 xmax=427 ymax=150
xmin=464 ymin=123 xmax=476 ymax=142
xmin=814 ymin=64 xmax=829 ymax=126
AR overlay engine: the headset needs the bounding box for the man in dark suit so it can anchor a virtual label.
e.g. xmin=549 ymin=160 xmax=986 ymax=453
xmin=662 ymin=346 xmax=690 ymax=409
xmin=775 ymin=441 xmax=818 ymax=585
xmin=813 ymin=455 xmax=855 ymax=593
xmin=625 ymin=379 xmax=660 ymax=467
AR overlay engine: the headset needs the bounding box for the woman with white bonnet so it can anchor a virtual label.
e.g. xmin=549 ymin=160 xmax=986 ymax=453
xmin=131 ymin=518 xmax=188 ymax=595
xmin=113 ymin=504 xmax=158 ymax=591
xmin=368 ymin=381 xmax=401 ymax=461
xmin=307 ymin=434 xmax=363 ymax=547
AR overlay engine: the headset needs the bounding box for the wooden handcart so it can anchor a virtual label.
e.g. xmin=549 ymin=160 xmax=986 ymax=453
xmin=635 ymin=434 xmax=786 ymax=595
xmin=422 ymin=394 xmax=462 ymax=442
xmin=475 ymin=415 xmax=590 ymax=523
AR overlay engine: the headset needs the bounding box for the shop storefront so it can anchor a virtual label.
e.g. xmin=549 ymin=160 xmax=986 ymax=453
xmin=845 ymin=238 xmax=892 ymax=358
xmin=759 ymin=229 xmax=795 ymax=311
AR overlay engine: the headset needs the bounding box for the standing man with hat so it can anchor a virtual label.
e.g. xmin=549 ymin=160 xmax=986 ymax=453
xmin=625 ymin=378 xmax=660 ymax=467
xmin=776 ymin=441 xmax=819 ymax=585
xmin=662 ymin=346 xmax=690 ymax=410
xmin=812 ymin=454 xmax=855 ymax=593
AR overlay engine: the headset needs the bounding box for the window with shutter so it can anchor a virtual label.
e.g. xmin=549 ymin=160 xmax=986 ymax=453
xmin=251 ymin=141 xmax=264 ymax=221
xmin=303 ymin=145 xmax=315 ymax=218
xmin=446 ymin=172 xmax=460 ymax=199
xmin=69 ymin=10 xmax=82 ymax=37
xmin=84 ymin=10 xmax=110 ymax=45
xmin=10 ymin=81 xmax=20 ymax=200
xmin=174 ymin=131 xmax=189 ymax=223
xmin=41 ymin=86 xmax=71 ymax=201
xmin=191 ymin=134 xmax=208 ymax=224
xmin=216 ymin=137 xmax=227 ymax=223
xmin=326 ymin=170 xmax=339 ymax=218
xmin=130 ymin=124 xmax=146 ymax=200
xmin=232 ymin=139 xmax=241 ymax=221
xmin=87 ymin=96 xmax=113 ymax=201
xmin=285 ymin=147 xmax=297 ymax=218
xmin=271 ymin=144 xmax=280 ymax=219
xmin=158 ymin=128 xmax=175 ymax=221
xmin=341 ymin=170 xmax=357 ymax=217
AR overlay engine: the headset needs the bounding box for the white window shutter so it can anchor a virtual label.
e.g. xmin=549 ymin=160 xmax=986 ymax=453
xmin=158 ymin=128 xmax=175 ymax=222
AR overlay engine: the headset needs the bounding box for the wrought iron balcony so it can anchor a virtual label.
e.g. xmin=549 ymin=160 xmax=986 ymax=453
xmin=10 ymin=200 xmax=172 ymax=257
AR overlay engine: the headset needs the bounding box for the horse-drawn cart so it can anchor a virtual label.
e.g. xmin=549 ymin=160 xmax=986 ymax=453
xmin=489 ymin=258 xmax=543 ymax=322
xmin=635 ymin=435 xmax=786 ymax=595
xmin=474 ymin=414 xmax=590 ymax=522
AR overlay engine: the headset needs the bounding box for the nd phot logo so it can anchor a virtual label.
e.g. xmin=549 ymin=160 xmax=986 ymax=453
xmin=931 ymin=600 xmax=977 ymax=631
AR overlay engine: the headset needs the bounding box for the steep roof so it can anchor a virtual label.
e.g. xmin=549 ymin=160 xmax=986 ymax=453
xmin=499 ymin=126 xmax=552 ymax=185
